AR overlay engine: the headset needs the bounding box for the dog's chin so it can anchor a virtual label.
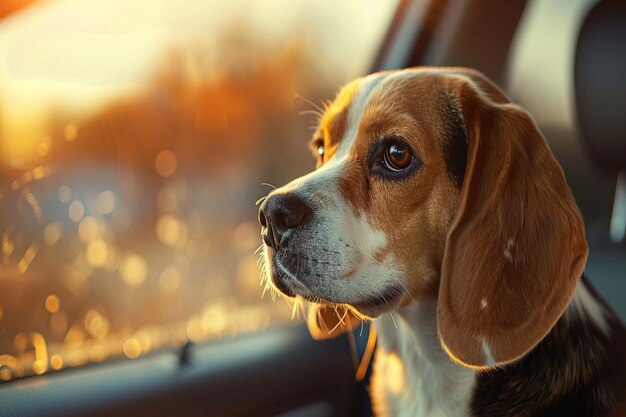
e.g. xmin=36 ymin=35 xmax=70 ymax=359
xmin=296 ymin=292 xmax=399 ymax=319
xmin=348 ymin=290 xmax=405 ymax=318
xmin=287 ymin=288 xmax=394 ymax=319
xmin=268 ymin=270 xmax=296 ymax=297
xmin=264 ymin=248 xmax=405 ymax=319
xmin=267 ymin=266 xmax=402 ymax=320
xmin=349 ymin=300 xmax=396 ymax=319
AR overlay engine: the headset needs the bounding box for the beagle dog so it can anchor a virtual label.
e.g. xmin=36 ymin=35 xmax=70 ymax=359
xmin=258 ymin=68 xmax=626 ymax=417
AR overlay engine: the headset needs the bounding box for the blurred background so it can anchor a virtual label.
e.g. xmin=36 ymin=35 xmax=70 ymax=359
xmin=0 ymin=0 xmax=397 ymax=382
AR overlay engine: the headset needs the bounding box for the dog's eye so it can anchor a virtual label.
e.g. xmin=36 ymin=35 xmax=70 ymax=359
xmin=383 ymin=143 xmax=412 ymax=171
xmin=317 ymin=143 xmax=325 ymax=158
xmin=311 ymin=138 xmax=325 ymax=166
xmin=369 ymin=137 xmax=420 ymax=180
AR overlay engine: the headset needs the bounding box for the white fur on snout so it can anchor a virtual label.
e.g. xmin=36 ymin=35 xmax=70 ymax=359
xmin=287 ymin=191 xmax=402 ymax=310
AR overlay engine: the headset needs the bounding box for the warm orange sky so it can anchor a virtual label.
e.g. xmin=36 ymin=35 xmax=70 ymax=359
xmin=0 ymin=0 xmax=40 ymax=20
xmin=0 ymin=0 xmax=396 ymax=167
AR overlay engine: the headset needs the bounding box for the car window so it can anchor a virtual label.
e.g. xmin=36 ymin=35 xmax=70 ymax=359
xmin=0 ymin=0 xmax=397 ymax=382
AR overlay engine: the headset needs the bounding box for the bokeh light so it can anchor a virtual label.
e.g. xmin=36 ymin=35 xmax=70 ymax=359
xmin=45 ymin=295 xmax=60 ymax=314
xmin=94 ymin=191 xmax=115 ymax=215
xmin=78 ymin=216 xmax=99 ymax=242
xmin=156 ymin=215 xmax=188 ymax=248
xmin=68 ymin=201 xmax=85 ymax=222
xmin=58 ymin=186 xmax=72 ymax=203
xmin=0 ymin=0 xmax=396 ymax=383
xmin=63 ymin=124 xmax=78 ymax=142
xmin=155 ymin=150 xmax=178 ymax=178
xmin=122 ymin=338 xmax=142 ymax=359
xmin=86 ymin=239 xmax=107 ymax=267
xmin=50 ymin=354 xmax=63 ymax=370
xmin=43 ymin=222 xmax=64 ymax=246
xmin=120 ymin=254 xmax=148 ymax=287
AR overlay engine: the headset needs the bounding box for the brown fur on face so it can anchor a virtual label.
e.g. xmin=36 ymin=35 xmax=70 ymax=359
xmin=314 ymin=71 xmax=470 ymax=304
xmin=272 ymin=68 xmax=587 ymax=368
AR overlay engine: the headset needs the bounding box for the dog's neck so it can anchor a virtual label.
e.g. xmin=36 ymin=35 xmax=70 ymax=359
xmin=370 ymin=300 xmax=475 ymax=417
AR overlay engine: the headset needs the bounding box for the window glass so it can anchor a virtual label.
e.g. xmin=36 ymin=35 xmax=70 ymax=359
xmin=0 ymin=0 xmax=397 ymax=382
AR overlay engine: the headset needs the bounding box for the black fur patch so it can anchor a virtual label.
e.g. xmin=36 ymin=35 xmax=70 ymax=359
xmin=471 ymin=276 xmax=626 ymax=417
xmin=441 ymin=95 xmax=468 ymax=189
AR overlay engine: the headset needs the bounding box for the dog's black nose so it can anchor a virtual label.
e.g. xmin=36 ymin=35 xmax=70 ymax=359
xmin=258 ymin=193 xmax=312 ymax=249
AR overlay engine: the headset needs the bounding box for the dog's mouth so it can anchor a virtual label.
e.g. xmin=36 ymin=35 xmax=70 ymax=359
xmin=265 ymin=251 xmax=404 ymax=318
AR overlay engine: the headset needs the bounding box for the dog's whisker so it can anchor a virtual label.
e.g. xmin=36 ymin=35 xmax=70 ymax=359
xmin=316 ymin=306 xmax=332 ymax=334
xmin=255 ymin=195 xmax=269 ymax=206
xmin=299 ymin=109 xmax=323 ymax=119
xmin=260 ymin=182 xmax=277 ymax=190
xmin=386 ymin=307 xmax=398 ymax=329
xmin=294 ymin=94 xmax=325 ymax=114
xmin=413 ymin=300 xmax=426 ymax=318
xmin=331 ymin=304 xmax=341 ymax=320
xmin=350 ymin=306 xmax=369 ymax=323
xmin=294 ymin=297 xmax=305 ymax=320
xmin=395 ymin=279 xmax=416 ymax=303
xmin=286 ymin=297 xmax=296 ymax=319
xmin=293 ymin=297 xmax=306 ymax=319
xmin=329 ymin=307 xmax=350 ymax=334
xmin=348 ymin=242 xmax=383 ymax=266
xmin=339 ymin=306 xmax=350 ymax=326
xmin=375 ymin=289 xmax=397 ymax=329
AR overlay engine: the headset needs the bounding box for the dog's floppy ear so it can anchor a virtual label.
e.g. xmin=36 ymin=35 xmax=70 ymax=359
xmin=437 ymin=70 xmax=588 ymax=369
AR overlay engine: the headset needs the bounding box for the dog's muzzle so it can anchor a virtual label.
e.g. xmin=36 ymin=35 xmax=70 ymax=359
xmin=258 ymin=192 xmax=314 ymax=296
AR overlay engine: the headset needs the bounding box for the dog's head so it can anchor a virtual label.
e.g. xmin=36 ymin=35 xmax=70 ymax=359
xmin=258 ymin=68 xmax=587 ymax=369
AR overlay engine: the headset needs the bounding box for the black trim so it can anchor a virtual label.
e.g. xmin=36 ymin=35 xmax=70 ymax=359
xmin=441 ymin=94 xmax=469 ymax=189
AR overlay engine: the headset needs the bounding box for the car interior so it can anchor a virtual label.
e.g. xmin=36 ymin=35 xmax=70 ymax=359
xmin=0 ymin=0 xmax=624 ymax=416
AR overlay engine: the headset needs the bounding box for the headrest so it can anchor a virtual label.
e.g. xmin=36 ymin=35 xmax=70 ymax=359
xmin=575 ymin=0 xmax=626 ymax=172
